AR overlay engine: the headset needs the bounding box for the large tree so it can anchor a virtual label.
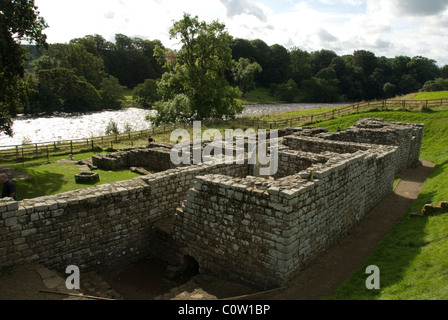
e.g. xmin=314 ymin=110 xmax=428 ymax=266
xmin=152 ymin=14 xmax=243 ymax=125
xmin=0 ymin=0 xmax=47 ymax=135
xmin=233 ymin=57 xmax=262 ymax=94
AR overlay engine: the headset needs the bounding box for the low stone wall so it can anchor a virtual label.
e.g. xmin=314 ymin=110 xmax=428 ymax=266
xmin=274 ymin=150 xmax=331 ymax=179
xmin=92 ymin=143 xmax=178 ymax=172
xmin=283 ymin=135 xmax=371 ymax=155
xmin=0 ymin=162 xmax=248 ymax=273
xmin=319 ymin=119 xmax=424 ymax=172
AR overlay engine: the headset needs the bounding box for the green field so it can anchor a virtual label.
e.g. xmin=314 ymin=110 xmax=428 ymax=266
xmin=8 ymin=152 xmax=141 ymax=200
xmin=311 ymin=109 xmax=448 ymax=300
xmin=413 ymin=91 xmax=448 ymax=101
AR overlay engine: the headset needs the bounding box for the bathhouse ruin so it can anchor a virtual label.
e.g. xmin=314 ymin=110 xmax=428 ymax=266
xmin=0 ymin=119 xmax=424 ymax=290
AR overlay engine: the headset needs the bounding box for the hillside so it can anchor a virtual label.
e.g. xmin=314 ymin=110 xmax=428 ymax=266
xmin=311 ymin=108 xmax=448 ymax=299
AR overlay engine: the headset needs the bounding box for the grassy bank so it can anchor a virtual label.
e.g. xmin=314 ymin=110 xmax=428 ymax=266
xmin=310 ymin=109 xmax=448 ymax=300
xmin=413 ymin=90 xmax=448 ymax=101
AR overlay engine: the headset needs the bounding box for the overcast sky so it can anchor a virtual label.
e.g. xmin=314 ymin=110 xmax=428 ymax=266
xmin=34 ymin=0 xmax=448 ymax=66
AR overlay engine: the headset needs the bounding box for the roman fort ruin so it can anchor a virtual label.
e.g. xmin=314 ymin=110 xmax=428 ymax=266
xmin=0 ymin=118 xmax=424 ymax=290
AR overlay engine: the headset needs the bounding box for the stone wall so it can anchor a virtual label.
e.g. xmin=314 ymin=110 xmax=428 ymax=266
xmin=92 ymin=143 xmax=179 ymax=172
xmin=0 ymin=162 xmax=248 ymax=273
xmin=319 ymin=119 xmax=424 ymax=172
xmin=173 ymin=143 xmax=398 ymax=289
xmin=0 ymin=118 xmax=424 ymax=290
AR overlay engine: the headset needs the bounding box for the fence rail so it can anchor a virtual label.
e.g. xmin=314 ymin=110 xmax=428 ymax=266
xmin=1 ymin=98 xmax=447 ymax=161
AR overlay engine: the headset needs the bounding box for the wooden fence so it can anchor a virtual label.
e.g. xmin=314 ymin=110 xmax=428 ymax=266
xmin=1 ymin=98 xmax=447 ymax=161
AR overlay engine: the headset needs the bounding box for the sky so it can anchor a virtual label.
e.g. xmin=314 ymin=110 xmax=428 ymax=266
xmin=33 ymin=0 xmax=448 ymax=66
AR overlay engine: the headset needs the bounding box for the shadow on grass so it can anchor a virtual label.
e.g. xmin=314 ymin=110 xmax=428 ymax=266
xmin=14 ymin=170 xmax=66 ymax=200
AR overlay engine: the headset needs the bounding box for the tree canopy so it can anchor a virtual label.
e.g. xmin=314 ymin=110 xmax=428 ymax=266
xmin=0 ymin=0 xmax=47 ymax=135
xmin=151 ymin=14 xmax=243 ymax=125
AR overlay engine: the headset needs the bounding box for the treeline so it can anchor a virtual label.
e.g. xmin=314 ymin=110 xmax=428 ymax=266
xmin=22 ymin=34 xmax=448 ymax=115
xmin=231 ymin=39 xmax=448 ymax=102
xmin=22 ymin=34 xmax=165 ymax=114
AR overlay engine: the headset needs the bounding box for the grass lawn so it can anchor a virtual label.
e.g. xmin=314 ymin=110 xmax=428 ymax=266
xmin=6 ymin=151 xmax=141 ymax=200
xmin=413 ymin=91 xmax=448 ymax=101
xmin=241 ymin=104 xmax=348 ymax=122
xmin=310 ymin=109 xmax=448 ymax=300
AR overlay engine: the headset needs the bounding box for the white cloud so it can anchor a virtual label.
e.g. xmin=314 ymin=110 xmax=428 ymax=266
xmin=220 ymin=0 xmax=268 ymax=21
xmin=33 ymin=0 xmax=448 ymax=66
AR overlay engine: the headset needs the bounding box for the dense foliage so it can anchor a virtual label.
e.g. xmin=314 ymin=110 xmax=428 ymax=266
xmin=151 ymin=14 xmax=243 ymax=125
xmin=7 ymin=7 xmax=448 ymax=125
xmin=0 ymin=0 xmax=47 ymax=135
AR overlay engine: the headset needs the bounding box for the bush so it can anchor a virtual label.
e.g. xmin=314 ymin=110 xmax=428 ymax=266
xmin=421 ymin=78 xmax=448 ymax=92
xmin=270 ymin=79 xmax=299 ymax=103
xmin=105 ymin=119 xmax=120 ymax=135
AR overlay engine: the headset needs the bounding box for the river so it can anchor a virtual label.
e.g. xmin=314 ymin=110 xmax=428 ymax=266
xmin=0 ymin=103 xmax=347 ymax=147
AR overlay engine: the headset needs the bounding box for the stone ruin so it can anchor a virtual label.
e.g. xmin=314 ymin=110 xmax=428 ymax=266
xmin=0 ymin=119 xmax=424 ymax=290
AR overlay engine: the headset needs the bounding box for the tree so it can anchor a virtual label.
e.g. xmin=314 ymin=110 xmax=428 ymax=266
xmin=0 ymin=0 xmax=47 ymax=135
xmin=233 ymin=58 xmax=262 ymax=94
xmin=383 ymin=82 xmax=396 ymax=99
xmin=301 ymin=77 xmax=342 ymax=102
xmin=100 ymin=75 xmax=125 ymax=109
xmin=353 ymin=50 xmax=378 ymax=77
xmin=421 ymin=78 xmax=448 ymax=92
xmin=231 ymin=38 xmax=256 ymax=62
xmin=289 ymin=47 xmax=312 ymax=84
xmin=270 ymin=79 xmax=299 ymax=103
xmin=399 ymin=74 xmax=420 ymax=94
xmin=407 ymin=56 xmax=440 ymax=87
xmin=35 ymin=68 xmax=102 ymax=113
xmin=46 ymin=43 xmax=106 ymax=88
xmin=309 ymin=49 xmax=337 ymax=76
xmin=152 ymin=14 xmax=243 ymax=125
xmin=441 ymin=65 xmax=448 ymax=79
xmin=133 ymin=78 xmax=160 ymax=108
xmin=250 ymin=39 xmax=270 ymax=86
xmin=262 ymin=44 xmax=290 ymax=85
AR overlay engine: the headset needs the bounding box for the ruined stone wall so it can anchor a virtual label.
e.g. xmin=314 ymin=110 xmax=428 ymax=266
xmin=174 ymin=144 xmax=398 ymax=289
xmin=283 ymin=136 xmax=371 ymax=155
xmin=0 ymin=162 xmax=248 ymax=273
xmin=92 ymin=143 xmax=178 ymax=172
xmin=319 ymin=119 xmax=424 ymax=172
xmin=275 ymin=150 xmax=330 ymax=179
xmin=1 ymin=118 xmax=424 ymax=290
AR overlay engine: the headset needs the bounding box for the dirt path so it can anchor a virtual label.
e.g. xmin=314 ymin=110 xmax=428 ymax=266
xmin=256 ymin=159 xmax=435 ymax=300
xmin=0 ymin=159 xmax=435 ymax=300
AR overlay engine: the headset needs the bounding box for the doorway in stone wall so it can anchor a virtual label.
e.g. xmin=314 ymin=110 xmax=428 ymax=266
xmin=100 ymin=254 xmax=201 ymax=300
xmin=101 ymin=255 xmax=172 ymax=300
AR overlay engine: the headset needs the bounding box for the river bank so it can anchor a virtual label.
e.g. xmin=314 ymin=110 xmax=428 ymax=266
xmin=0 ymin=103 xmax=346 ymax=147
